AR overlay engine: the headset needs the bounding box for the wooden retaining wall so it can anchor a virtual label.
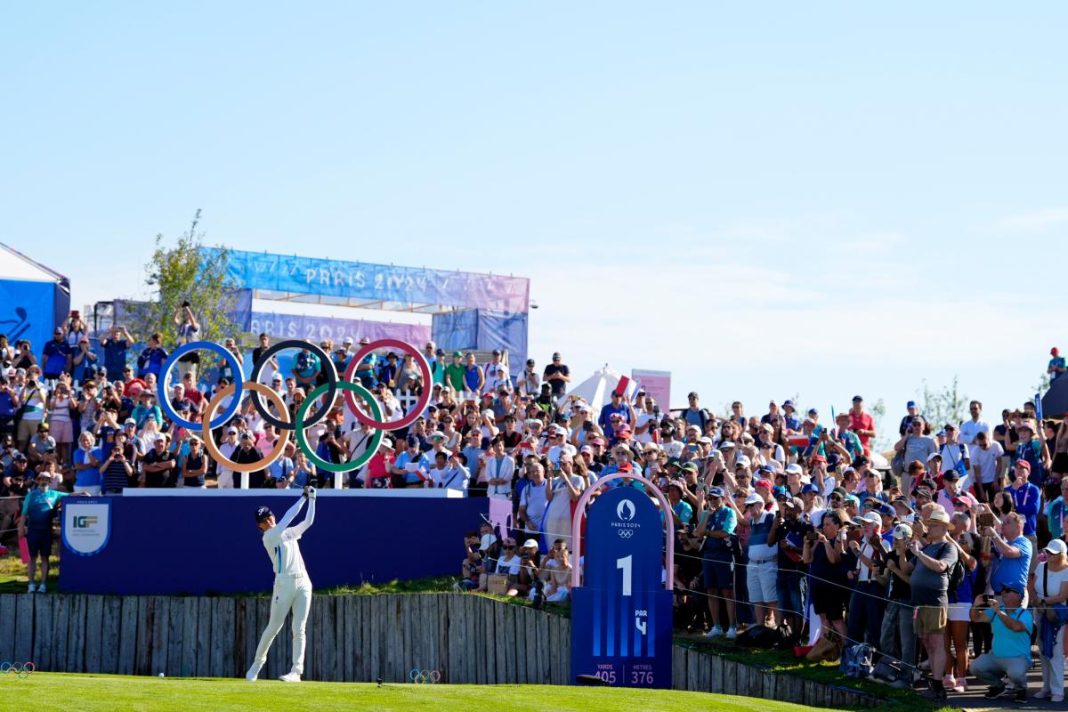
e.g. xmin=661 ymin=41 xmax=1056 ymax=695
xmin=0 ymin=593 xmax=879 ymax=707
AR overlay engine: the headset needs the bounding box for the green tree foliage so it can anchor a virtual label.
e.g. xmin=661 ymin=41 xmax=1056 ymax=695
xmin=920 ymin=376 xmax=969 ymax=430
xmin=128 ymin=210 xmax=238 ymax=346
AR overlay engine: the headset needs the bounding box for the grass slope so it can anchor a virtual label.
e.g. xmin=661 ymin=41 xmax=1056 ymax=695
xmin=4 ymin=674 xmax=844 ymax=712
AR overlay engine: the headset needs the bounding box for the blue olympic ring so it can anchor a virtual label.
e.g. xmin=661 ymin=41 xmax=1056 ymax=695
xmin=408 ymin=668 xmax=441 ymax=683
xmin=157 ymin=341 xmax=245 ymax=430
xmin=0 ymin=661 xmax=36 ymax=678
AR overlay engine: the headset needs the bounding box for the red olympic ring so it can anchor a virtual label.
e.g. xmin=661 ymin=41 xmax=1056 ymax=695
xmin=343 ymin=339 xmax=432 ymax=430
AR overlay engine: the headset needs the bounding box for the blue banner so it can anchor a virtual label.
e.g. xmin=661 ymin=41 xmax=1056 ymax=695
xmin=571 ymin=486 xmax=672 ymax=688
xmin=0 ymin=279 xmax=58 ymax=359
xmin=206 ymin=248 xmax=530 ymax=313
xmin=60 ymin=494 xmax=487 ymax=594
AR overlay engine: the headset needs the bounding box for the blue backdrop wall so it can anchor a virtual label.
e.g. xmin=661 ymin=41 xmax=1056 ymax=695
xmin=60 ymin=494 xmax=488 ymax=595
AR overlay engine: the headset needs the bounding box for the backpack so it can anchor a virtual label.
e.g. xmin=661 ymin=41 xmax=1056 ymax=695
xmin=871 ymin=656 xmax=906 ymax=683
xmin=839 ymin=643 xmax=874 ymax=679
xmin=735 ymin=624 xmax=784 ymax=649
xmin=941 ymin=542 xmax=966 ymax=596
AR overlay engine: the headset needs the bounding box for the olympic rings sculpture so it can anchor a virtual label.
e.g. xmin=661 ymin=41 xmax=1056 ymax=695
xmin=409 ymin=668 xmax=442 ymax=684
xmin=0 ymin=661 xmax=36 ymax=678
xmin=156 ymin=338 xmax=431 ymax=473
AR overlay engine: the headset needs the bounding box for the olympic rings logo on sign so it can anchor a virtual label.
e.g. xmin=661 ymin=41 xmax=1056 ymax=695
xmin=409 ymin=668 xmax=442 ymax=684
xmin=0 ymin=661 xmax=36 ymax=678
xmin=156 ymin=338 xmax=431 ymax=473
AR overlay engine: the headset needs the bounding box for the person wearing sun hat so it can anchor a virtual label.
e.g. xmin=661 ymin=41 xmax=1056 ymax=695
xmin=908 ymin=504 xmax=957 ymax=701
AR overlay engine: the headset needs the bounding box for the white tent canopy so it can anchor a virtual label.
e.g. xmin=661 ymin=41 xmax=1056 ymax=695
xmin=565 ymin=366 xmax=638 ymax=414
xmin=0 ymin=243 xmax=68 ymax=283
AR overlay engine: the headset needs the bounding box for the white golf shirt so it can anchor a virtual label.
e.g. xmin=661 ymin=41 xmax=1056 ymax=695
xmin=262 ymin=495 xmax=316 ymax=577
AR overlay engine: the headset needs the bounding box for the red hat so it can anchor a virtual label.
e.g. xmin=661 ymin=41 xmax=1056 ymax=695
xmin=618 ymin=461 xmax=633 ymax=473
xmin=754 ymin=479 xmax=773 ymax=491
xmin=810 ymin=454 xmax=827 ymax=464
xmin=1015 ymin=459 xmax=1031 ymax=471
xmin=615 ymin=427 xmax=632 ymax=440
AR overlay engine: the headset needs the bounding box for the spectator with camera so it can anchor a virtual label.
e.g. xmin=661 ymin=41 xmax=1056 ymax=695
xmin=908 ymin=505 xmax=957 ymax=701
xmin=969 ymin=585 xmax=1034 ymax=701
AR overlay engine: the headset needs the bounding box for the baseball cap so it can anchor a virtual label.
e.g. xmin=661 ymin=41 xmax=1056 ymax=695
xmin=942 ymin=470 xmax=960 ymax=481
xmin=479 ymin=534 xmax=498 ymax=551
xmin=785 ymin=463 xmax=803 ymax=476
xmin=734 ymin=455 xmax=750 ymax=468
xmin=240 ymin=432 xmax=254 ymax=440
xmin=801 ymin=483 xmax=818 ymax=495
xmin=521 ymin=539 xmax=539 ymax=549
xmin=744 ymin=493 xmax=763 ymax=506
xmin=906 ymin=400 xmax=917 ymax=409
xmin=255 ymin=506 xmax=274 ymax=523
xmin=807 ymin=408 xmax=818 ymax=416
xmin=926 ymin=452 xmax=942 ymax=463
xmin=852 ymin=512 xmax=880 ymax=526
xmin=708 ymin=487 xmax=725 ymax=499
xmin=343 ymin=336 xmax=353 ymax=344
xmin=719 ymin=441 xmax=735 ymax=450
xmin=1015 ymin=459 xmax=1032 ymax=471
xmin=999 ymin=584 xmax=1022 ymax=595
xmin=852 ymin=395 xmax=863 ymax=402
xmin=1043 ymin=539 xmax=1067 ymax=556
xmin=681 ymin=462 xmax=699 ymax=473
xmin=227 ymin=427 xmax=238 ymax=434
xmin=892 ymin=523 xmax=913 ymax=540
xmin=123 ymin=418 xmax=136 ymax=426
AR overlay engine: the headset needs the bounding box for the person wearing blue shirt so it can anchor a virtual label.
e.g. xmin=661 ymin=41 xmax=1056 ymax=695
xmin=969 ymin=586 xmax=1034 ymax=701
xmin=984 ymin=512 xmax=1032 ymax=602
xmin=0 ymin=377 xmax=18 ymax=437
xmin=392 ymin=436 xmax=432 ymax=487
xmin=101 ymin=325 xmax=133 ymax=378
xmin=693 ymin=487 xmax=738 ymax=639
xmin=291 ymin=348 xmax=320 ymax=387
xmin=597 ymin=391 xmax=631 ymax=442
xmin=41 ymin=328 xmax=72 ymax=380
xmin=1045 ymin=478 xmax=1068 ymax=540
xmin=136 ymin=333 xmax=168 ymax=379
xmin=1006 ymin=460 xmax=1041 ymax=568
xmin=17 ymin=471 xmax=69 ymax=592
xmin=72 ymin=432 xmax=103 ymax=495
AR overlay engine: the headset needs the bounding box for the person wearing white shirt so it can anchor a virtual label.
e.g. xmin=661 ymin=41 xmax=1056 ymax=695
xmin=246 ymin=489 xmax=317 ymax=683
xmin=430 ymin=452 xmax=470 ymax=492
xmin=959 ymin=401 xmax=990 ymax=446
xmin=970 ymin=431 xmax=1005 ymax=502
xmin=482 ymin=439 xmax=516 ymax=498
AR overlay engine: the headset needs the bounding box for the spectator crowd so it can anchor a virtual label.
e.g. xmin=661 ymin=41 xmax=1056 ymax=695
xmin=3 ymin=313 xmax=1068 ymax=702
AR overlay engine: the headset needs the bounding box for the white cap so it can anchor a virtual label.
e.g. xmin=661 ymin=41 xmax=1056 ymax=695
xmin=785 ymin=463 xmax=803 ymax=475
xmin=479 ymin=534 xmax=497 ymax=551
xmin=735 ymin=455 xmax=751 ymax=468
xmin=522 ymin=538 xmax=539 ymax=549
xmin=744 ymin=493 xmax=763 ymax=506
xmin=1044 ymin=539 xmax=1067 ymax=556
xmin=892 ymin=523 xmax=913 ymax=540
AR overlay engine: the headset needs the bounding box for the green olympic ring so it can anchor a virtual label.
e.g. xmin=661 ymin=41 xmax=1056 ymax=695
xmin=295 ymin=381 xmax=384 ymax=474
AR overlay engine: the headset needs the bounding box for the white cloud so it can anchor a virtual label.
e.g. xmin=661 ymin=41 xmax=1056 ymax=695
xmin=993 ymin=208 xmax=1068 ymax=233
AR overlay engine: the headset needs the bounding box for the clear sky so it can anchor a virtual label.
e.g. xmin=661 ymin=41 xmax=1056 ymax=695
xmin=3 ymin=2 xmax=1066 ymax=438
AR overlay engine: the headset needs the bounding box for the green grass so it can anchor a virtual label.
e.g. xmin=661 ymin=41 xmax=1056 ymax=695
xmin=1 ymin=674 xmax=848 ymax=712
xmin=0 ymin=550 xmax=58 ymax=593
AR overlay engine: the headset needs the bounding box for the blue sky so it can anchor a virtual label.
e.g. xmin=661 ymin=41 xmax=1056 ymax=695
xmin=3 ymin=3 xmax=1066 ymax=436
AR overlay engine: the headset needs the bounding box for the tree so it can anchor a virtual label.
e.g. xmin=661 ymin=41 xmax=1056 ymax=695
xmin=919 ymin=376 xmax=969 ymax=430
xmin=128 ymin=210 xmax=239 ymax=346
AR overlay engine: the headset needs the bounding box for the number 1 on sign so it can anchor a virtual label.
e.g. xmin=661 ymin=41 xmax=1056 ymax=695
xmin=616 ymin=555 xmax=632 ymax=596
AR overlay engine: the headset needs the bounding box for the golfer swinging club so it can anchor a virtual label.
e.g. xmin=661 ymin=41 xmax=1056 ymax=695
xmin=246 ymin=486 xmax=317 ymax=682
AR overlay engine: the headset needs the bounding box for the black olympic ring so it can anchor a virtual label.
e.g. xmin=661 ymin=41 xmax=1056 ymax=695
xmin=248 ymin=340 xmax=339 ymax=430
xmin=409 ymin=668 xmax=442 ymax=683
xmin=0 ymin=661 xmax=36 ymax=678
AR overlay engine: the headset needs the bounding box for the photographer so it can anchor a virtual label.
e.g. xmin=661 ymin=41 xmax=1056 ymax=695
xmin=802 ymin=510 xmax=849 ymax=658
xmin=768 ymin=496 xmax=810 ymax=643
xmin=908 ymin=506 xmax=957 ymax=701
xmin=693 ymin=486 xmax=738 ymax=639
xmin=846 ymin=511 xmax=888 ymax=648
xmin=101 ymin=430 xmax=135 ymax=494
xmin=879 ymin=523 xmax=917 ymax=680
xmin=969 ymin=586 xmax=1033 ymax=702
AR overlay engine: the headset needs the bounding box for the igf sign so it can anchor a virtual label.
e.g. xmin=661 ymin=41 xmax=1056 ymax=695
xmin=570 ymin=477 xmax=673 ymax=688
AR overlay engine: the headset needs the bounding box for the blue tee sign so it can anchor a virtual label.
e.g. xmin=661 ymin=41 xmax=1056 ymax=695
xmin=571 ymin=485 xmax=672 ymax=688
